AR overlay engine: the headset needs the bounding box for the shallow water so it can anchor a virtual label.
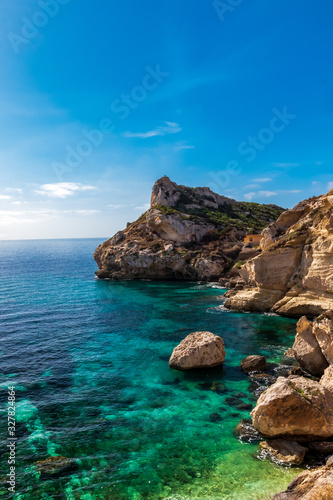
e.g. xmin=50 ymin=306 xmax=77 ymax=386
xmin=0 ymin=239 xmax=301 ymax=499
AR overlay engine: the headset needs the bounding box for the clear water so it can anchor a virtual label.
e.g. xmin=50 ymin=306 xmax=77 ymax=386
xmin=0 ymin=239 xmax=301 ymax=500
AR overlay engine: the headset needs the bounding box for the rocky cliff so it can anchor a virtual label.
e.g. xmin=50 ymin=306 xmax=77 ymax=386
xmin=225 ymin=188 xmax=333 ymax=316
xmin=94 ymin=176 xmax=284 ymax=281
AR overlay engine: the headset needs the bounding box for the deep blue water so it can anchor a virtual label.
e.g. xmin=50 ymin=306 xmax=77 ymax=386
xmin=0 ymin=239 xmax=300 ymax=500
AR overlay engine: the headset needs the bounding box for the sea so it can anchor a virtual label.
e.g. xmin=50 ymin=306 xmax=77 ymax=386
xmin=0 ymin=238 xmax=302 ymax=500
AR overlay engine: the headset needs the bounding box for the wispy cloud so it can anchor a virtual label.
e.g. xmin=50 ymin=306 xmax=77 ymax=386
xmin=0 ymin=195 xmax=12 ymax=200
xmin=124 ymin=122 xmax=181 ymax=139
xmin=258 ymin=191 xmax=278 ymax=197
xmin=253 ymin=178 xmax=272 ymax=183
xmin=327 ymin=182 xmax=333 ymax=191
xmin=245 ymin=189 xmax=302 ymax=201
xmin=0 ymin=209 xmax=101 ymax=225
xmin=135 ymin=203 xmax=150 ymax=211
xmin=175 ymin=145 xmax=195 ymax=151
xmin=3 ymin=188 xmax=23 ymax=193
xmin=35 ymin=183 xmax=97 ymax=198
xmin=107 ymin=204 xmax=125 ymax=209
xmin=272 ymin=163 xmax=300 ymax=168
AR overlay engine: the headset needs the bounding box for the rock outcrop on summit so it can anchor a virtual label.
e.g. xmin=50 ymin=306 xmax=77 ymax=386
xmin=94 ymin=176 xmax=283 ymax=281
xmin=225 ymin=188 xmax=333 ymax=316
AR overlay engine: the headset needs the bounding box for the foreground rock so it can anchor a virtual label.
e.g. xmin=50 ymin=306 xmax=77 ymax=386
xmin=94 ymin=176 xmax=283 ymax=281
xmin=251 ymin=367 xmax=333 ymax=440
xmin=225 ymin=188 xmax=333 ymax=316
xmin=35 ymin=456 xmax=78 ymax=478
xmin=273 ymin=465 xmax=333 ymax=499
xmin=292 ymin=316 xmax=329 ymax=376
xmin=169 ymin=332 xmax=226 ymax=371
xmin=259 ymin=439 xmax=307 ymax=465
xmin=241 ymin=355 xmax=266 ymax=373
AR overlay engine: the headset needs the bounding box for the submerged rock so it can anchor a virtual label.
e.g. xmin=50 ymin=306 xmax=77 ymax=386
xmin=169 ymin=331 xmax=226 ymax=371
xmin=234 ymin=419 xmax=260 ymax=443
xmin=209 ymin=412 xmax=223 ymax=423
xmin=259 ymin=439 xmax=308 ymax=465
xmin=241 ymin=355 xmax=267 ymax=373
xmin=273 ymin=465 xmax=333 ymax=499
xmin=35 ymin=456 xmax=78 ymax=478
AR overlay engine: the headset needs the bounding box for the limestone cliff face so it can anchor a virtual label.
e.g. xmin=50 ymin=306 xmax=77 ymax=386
xmin=94 ymin=176 xmax=284 ymax=281
xmin=225 ymin=189 xmax=333 ymax=316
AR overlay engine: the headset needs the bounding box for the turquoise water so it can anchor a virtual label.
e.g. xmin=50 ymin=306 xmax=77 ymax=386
xmin=0 ymin=239 xmax=301 ymax=499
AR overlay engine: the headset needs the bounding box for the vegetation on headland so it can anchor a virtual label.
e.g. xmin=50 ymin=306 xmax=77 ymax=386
xmin=154 ymin=200 xmax=284 ymax=234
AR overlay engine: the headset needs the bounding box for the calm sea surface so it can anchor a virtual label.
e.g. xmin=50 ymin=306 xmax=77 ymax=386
xmin=0 ymin=239 xmax=301 ymax=499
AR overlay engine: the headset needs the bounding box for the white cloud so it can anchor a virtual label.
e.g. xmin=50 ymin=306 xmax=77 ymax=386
xmin=253 ymin=178 xmax=272 ymax=183
xmin=124 ymin=122 xmax=181 ymax=139
xmin=272 ymin=163 xmax=300 ymax=168
xmin=327 ymin=182 xmax=333 ymax=191
xmin=0 ymin=209 xmax=101 ymax=225
xmin=135 ymin=203 xmax=150 ymax=210
xmin=0 ymin=195 xmax=12 ymax=200
xmin=35 ymin=183 xmax=97 ymax=198
xmin=245 ymin=184 xmax=259 ymax=189
xmin=175 ymin=145 xmax=195 ymax=151
xmin=4 ymin=188 xmax=23 ymax=193
xmin=258 ymin=191 xmax=277 ymax=197
xmin=244 ymin=192 xmax=256 ymax=201
xmin=107 ymin=204 xmax=124 ymax=209
xmin=75 ymin=210 xmax=100 ymax=215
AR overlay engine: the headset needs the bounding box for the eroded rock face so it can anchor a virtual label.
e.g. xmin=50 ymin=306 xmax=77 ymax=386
xmin=225 ymin=189 xmax=333 ymax=316
xmin=169 ymin=331 xmax=226 ymax=371
xmin=241 ymin=355 xmax=267 ymax=373
xmin=292 ymin=316 xmax=329 ymax=376
xmin=94 ymin=176 xmax=284 ymax=281
xmin=259 ymin=439 xmax=307 ymax=465
xmin=251 ymin=369 xmax=333 ymax=441
xmin=273 ymin=466 xmax=333 ymax=500
xmin=313 ymin=311 xmax=333 ymax=364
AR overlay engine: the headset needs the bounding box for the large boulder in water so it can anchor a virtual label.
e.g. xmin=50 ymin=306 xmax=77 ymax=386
xmin=241 ymin=355 xmax=266 ymax=373
xmin=169 ymin=331 xmax=226 ymax=371
xmin=251 ymin=367 xmax=333 ymax=441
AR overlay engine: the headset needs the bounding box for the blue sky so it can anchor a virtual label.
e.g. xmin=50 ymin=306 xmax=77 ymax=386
xmin=1 ymin=0 xmax=333 ymax=239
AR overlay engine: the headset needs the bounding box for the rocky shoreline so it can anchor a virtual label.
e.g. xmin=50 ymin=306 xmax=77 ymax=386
xmin=224 ymin=188 xmax=333 ymax=316
xmin=94 ymin=178 xmax=333 ymax=497
xmin=166 ymin=312 xmax=333 ymax=497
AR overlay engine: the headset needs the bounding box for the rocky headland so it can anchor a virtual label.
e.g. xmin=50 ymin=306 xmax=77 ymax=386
xmin=225 ymin=188 xmax=333 ymax=316
xmin=94 ymin=176 xmax=284 ymax=281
